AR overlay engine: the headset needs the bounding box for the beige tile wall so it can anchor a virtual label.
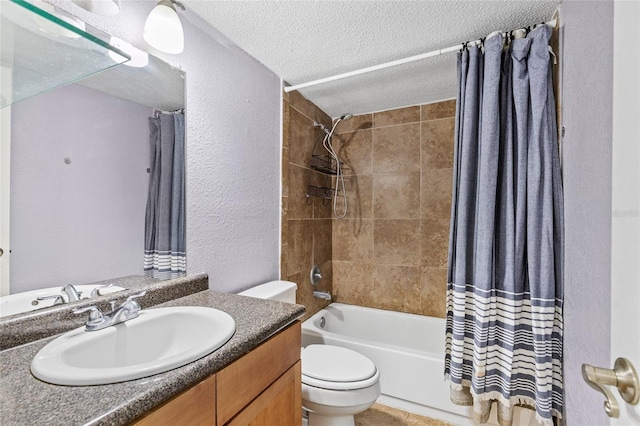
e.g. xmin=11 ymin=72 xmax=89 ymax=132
xmin=281 ymin=93 xmax=456 ymax=319
xmin=331 ymin=100 xmax=456 ymax=318
xmin=281 ymin=91 xmax=334 ymax=320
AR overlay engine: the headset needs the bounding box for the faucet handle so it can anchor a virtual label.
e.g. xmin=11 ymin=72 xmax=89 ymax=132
xmin=121 ymin=290 xmax=146 ymax=312
xmin=310 ymin=264 xmax=323 ymax=286
xmin=36 ymin=294 xmax=65 ymax=305
xmin=73 ymin=306 xmax=105 ymax=327
xmin=90 ymin=283 xmax=113 ymax=297
xmin=126 ymin=290 xmax=146 ymax=304
xmin=126 ymin=290 xmax=146 ymax=300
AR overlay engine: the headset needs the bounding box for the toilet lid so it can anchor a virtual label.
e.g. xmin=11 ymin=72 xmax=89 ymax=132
xmin=302 ymin=345 xmax=377 ymax=384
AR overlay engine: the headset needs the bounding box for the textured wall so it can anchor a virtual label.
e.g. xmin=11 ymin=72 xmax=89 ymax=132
xmin=11 ymin=84 xmax=150 ymax=292
xmin=177 ymin=17 xmax=281 ymax=293
xmin=47 ymin=0 xmax=282 ymax=293
xmin=281 ymin=91 xmax=333 ymax=319
xmin=561 ymin=0 xmax=614 ymax=423
xmin=331 ymin=101 xmax=456 ymax=317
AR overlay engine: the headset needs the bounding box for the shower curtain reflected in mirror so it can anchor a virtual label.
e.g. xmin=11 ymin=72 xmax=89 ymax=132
xmin=444 ymin=25 xmax=564 ymax=426
xmin=144 ymin=111 xmax=186 ymax=279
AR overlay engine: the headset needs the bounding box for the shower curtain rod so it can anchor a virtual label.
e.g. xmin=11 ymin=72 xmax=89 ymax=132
xmin=153 ymin=108 xmax=185 ymax=117
xmin=284 ymin=18 xmax=557 ymax=93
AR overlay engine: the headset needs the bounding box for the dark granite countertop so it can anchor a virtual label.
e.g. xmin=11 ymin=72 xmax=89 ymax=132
xmin=0 ymin=290 xmax=305 ymax=425
xmin=0 ymin=274 xmax=209 ymax=350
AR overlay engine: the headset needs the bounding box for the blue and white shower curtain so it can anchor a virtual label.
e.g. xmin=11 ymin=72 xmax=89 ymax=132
xmin=144 ymin=112 xmax=186 ymax=279
xmin=444 ymin=25 xmax=564 ymax=426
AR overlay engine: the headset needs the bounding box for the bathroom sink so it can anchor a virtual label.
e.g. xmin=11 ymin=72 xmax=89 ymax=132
xmin=31 ymin=306 xmax=236 ymax=386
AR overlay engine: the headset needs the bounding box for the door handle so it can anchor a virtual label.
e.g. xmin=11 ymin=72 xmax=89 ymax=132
xmin=582 ymin=357 xmax=639 ymax=417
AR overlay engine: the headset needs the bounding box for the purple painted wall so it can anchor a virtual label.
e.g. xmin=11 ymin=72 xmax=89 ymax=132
xmin=561 ymin=0 xmax=613 ymax=424
xmin=47 ymin=0 xmax=283 ymax=294
xmin=11 ymin=84 xmax=152 ymax=293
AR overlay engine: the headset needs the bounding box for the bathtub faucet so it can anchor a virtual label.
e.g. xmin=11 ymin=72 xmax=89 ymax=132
xmin=313 ymin=290 xmax=332 ymax=301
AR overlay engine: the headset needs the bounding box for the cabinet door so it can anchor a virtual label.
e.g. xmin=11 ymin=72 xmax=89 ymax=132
xmin=132 ymin=375 xmax=216 ymax=426
xmin=217 ymin=322 xmax=301 ymax=425
xmin=227 ymin=361 xmax=301 ymax=426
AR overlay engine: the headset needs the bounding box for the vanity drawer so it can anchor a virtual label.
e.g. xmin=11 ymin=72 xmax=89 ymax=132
xmin=217 ymin=321 xmax=301 ymax=425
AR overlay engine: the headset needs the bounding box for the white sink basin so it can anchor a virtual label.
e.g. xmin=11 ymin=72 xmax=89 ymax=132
xmin=31 ymin=307 xmax=236 ymax=386
xmin=0 ymin=285 xmax=125 ymax=318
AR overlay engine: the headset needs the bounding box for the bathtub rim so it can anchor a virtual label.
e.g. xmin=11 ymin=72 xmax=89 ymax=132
xmin=301 ymin=302 xmax=445 ymax=358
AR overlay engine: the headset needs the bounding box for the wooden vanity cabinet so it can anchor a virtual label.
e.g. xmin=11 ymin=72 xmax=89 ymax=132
xmin=132 ymin=321 xmax=301 ymax=426
xmin=133 ymin=375 xmax=217 ymax=425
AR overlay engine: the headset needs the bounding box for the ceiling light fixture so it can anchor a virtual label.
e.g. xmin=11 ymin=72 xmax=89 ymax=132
xmin=109 ymin=37 xmax=149 ymax=68
xmin=143 ymin=0 xmax=185 ymax=54
xmin=71 ymin=0 xmax=121 ymax=16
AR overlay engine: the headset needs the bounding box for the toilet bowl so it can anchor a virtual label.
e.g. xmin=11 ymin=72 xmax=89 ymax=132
xmin=302 ymin=344 xmax=380 ymax=426
xmin=238 ymin=281 xmax=381 ymax=425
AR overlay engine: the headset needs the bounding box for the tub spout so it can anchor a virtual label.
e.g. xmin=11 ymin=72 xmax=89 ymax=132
xmin=313 ymin=291 xmax=332 ymax=301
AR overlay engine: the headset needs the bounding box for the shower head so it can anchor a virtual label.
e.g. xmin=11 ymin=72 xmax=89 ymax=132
xmin=327 ymin=113 xmax=354 ymax=138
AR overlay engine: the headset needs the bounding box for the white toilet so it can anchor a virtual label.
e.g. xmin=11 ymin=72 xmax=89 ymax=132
xmin=239 ymin=281 xmax=381 ymax=426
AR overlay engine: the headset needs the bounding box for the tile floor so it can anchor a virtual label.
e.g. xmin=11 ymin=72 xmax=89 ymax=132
xmin=354 ymin=403 xmax=453 ymax=426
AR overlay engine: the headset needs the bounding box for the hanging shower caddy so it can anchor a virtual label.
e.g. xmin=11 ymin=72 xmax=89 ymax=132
xmin=306 ymin=127 xmax=339 ymax=201
xmin=306 ymin=184 xmax=335 ymax=200
xmin=310 ymin=153 xmax=337 ymax=175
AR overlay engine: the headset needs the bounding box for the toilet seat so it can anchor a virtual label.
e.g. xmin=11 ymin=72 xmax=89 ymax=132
xmin=302 ymin=345 xmax=379 ymax=391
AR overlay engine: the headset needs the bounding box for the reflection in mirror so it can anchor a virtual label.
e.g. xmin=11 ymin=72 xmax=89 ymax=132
xmin=0 ymin=283 xmax=125 ymax=318
xmin=3 ymin=52 xmax=185 ymax=317
xmin=143 ymin=109 xmax=186 ymax=280
xmin=0 ymin=0 xmax=130 ymax=108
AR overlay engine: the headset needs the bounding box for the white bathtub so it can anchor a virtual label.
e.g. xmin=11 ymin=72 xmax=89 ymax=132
xmin=301 ymin=303 xmax=538 ymax=425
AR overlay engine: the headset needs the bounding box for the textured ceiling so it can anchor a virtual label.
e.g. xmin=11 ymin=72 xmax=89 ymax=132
xmin=183 ymin=0 xmax=560 ymax=118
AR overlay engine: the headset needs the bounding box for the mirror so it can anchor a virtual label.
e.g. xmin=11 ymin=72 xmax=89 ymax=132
xmin=1 ymin=21 xmax=185 ymax=316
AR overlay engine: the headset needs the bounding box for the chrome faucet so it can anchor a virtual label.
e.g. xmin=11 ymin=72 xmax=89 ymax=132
xmin=74 ymin=290 xmax=146 ymax=331
xmin=62 ymin=284 xmax=82 ymax=302
xmin=36 ymin=284 xmax=82 ymax=306
xmin=313 ymin=290 xmax=332 ymax=301
xmin=310 ymin=265 xmax=330 ymax=301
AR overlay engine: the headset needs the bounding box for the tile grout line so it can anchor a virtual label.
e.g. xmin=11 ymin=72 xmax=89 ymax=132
xmin=419 ymin=106 xmax=424 ymax=310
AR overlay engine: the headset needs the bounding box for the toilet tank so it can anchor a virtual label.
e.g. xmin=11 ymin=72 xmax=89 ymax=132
xmin=238 ymin=280 xmax=297 ymax=304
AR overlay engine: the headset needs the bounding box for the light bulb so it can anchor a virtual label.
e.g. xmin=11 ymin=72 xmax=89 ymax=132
xmin=143 ymin=0 xmax=184 ymax=54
